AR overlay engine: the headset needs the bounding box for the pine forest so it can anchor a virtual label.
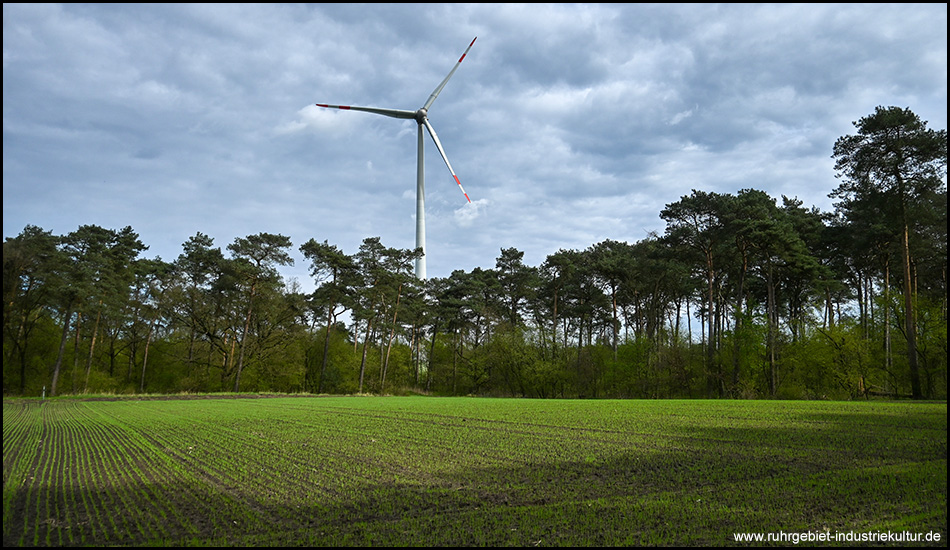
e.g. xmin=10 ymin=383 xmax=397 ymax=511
xmin=3 ymin=107 xmax=946 ymax=401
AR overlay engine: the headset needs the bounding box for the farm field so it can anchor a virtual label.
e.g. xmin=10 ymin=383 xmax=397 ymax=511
xmin=2 ymin=396 xmax=946 ymax=547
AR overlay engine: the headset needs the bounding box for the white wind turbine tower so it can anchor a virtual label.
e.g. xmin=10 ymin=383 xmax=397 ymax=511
xmin=316 ymin=37 xmax=476 ymax=280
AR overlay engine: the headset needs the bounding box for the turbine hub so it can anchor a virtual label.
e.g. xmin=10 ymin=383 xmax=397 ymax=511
xmin=414 ymin=108 xmax=428 ymax=123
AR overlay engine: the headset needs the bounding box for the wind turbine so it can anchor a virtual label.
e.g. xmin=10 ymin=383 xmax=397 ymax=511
xmin=316 ymin=37 xmax=476 ymax=281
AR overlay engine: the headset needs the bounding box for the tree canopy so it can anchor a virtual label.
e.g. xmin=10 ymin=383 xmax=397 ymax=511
xmin=4 ymin=106 xmax=946 ymax=399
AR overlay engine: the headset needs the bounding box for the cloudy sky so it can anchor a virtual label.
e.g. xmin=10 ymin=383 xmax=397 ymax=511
xmin=4 ymin=3 xmax=947 ymax=291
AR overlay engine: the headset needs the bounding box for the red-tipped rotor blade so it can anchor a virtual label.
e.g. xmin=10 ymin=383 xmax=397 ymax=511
xmin=423 ymin=118 xmax=471 ymax=203
xmin=315 ymin=104 xmax=417 ymax=120
xmin=423 ymin=37 xmax=477 ymax=112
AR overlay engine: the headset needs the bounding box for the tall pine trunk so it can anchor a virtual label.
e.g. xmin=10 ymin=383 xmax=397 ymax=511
xmin=50 ymin=309 xmax=74 ymax=397
xmin=234 ymin=283 xmax=256 ymax=392
xmin=83 ymin=304 xmax=102 ymax=393
xmin=901 ymin=220 xmax=921 ymax=398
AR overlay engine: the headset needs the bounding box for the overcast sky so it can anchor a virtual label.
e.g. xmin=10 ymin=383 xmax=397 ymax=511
xmin=4 ymin=3 xmax=947 ymax=292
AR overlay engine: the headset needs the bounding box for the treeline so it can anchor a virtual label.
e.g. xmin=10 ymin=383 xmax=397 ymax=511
xmin=3 ymin=106 xmax=946 ymax=400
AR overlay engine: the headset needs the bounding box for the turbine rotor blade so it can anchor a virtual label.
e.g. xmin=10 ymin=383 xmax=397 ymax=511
xmin=423 ymin=118 xmax=471 ymax=203
xmin=315 ymin=104 xmax=417 ymax=120
xmin=422 ymin=37 xmax=477 ymax=112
